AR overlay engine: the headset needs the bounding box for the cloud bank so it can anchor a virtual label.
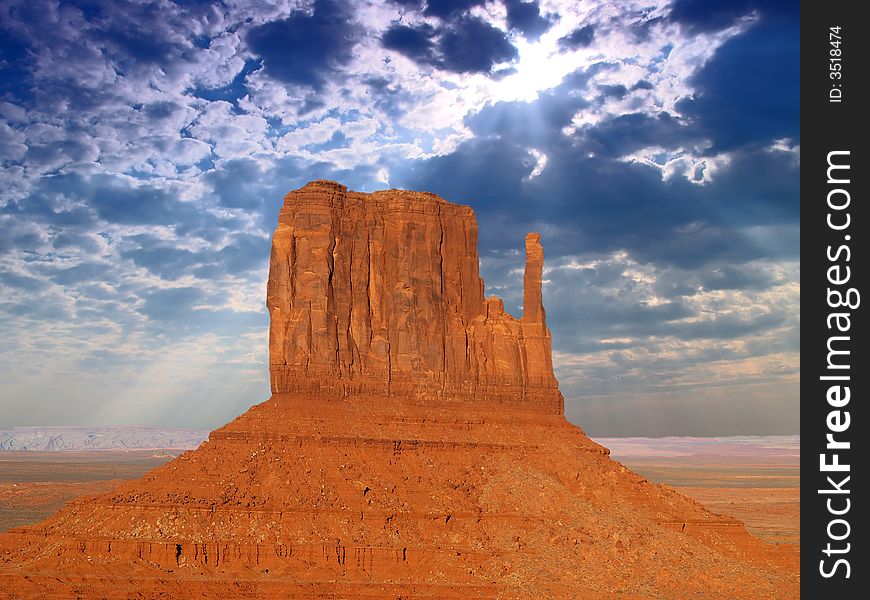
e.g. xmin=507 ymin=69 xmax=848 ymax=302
xmin=0 ymin=0 xmax=799 ymax=435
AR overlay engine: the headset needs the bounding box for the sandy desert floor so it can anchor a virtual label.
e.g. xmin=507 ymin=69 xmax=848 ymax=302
xmin=0 ymin=450 xmax=182 ymax=532
xmin=599 ymin=436 xmax=800 ymax=546
xmin=0 ymin=440 xmax=799 ymax=547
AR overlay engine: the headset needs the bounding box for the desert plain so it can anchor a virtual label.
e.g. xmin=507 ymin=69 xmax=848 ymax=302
xmin=0 ymin=437 xmax=799 ymax=548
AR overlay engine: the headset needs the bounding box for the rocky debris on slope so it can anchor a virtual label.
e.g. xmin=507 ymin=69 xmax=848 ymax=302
xmin=0 ymin=182 xmax=799 ymax=599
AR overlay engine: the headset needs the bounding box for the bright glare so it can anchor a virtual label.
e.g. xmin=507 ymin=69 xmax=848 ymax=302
xmin=495 ymin=38 xmax=584 ymax=102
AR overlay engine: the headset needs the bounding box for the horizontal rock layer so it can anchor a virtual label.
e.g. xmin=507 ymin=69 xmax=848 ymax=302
xmin=0 ymin=395 xmax=797 ymax=598
xmin=268 ymin=181 xmax=561 ymax=413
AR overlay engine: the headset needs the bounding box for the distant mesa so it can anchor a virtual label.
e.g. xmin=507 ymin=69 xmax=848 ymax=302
xmin=0 ymin=427 xmax=208 ymax=452
xmin=0 ymin=181 xmax=798 ymax=598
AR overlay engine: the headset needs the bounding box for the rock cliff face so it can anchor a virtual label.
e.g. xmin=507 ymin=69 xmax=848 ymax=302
xmin=267 ymin=181 xmax=561 ymax=412
xmin=0 ymin=182 xmax=798 ymax=599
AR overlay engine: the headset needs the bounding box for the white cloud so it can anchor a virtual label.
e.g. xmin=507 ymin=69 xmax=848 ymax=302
xmin=619 ymin=145 xmax=733 ymax=184
xmin=525 ymin=148 xmax=548 ymax=180
xmin=0 ymin=102 xmax=28 ymax=123
xmin=0 ymin=123 xmax=27 ymax=161
xmin=277 ymin=117 xmax=342 ymax=151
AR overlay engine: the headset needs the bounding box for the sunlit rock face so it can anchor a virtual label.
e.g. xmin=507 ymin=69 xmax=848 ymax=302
xmin=267 ymin=180 xmax=562 ymax=413
xmin=0 ymin=182 xmax=798 ymax=599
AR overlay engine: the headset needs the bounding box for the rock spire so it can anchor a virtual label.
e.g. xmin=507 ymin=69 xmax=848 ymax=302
xmin=523 ymin=232 xmax=545 ymax=325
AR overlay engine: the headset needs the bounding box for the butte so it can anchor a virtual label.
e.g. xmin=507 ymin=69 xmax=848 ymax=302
xmin=0 ymin=181 xmax=798 ymax=598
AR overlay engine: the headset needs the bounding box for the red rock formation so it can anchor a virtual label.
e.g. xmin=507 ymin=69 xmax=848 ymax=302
xmin=267 ymin=181 xmax=561 ymax=412
xmin=0 ymin=182 xmax=798 ymax=599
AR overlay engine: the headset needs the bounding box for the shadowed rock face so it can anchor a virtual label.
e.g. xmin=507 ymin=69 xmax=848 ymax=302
xmin=267 ymin=180 xmax=561 ymax=412
xmin=0 ymin=182 xmax=799 ymax=599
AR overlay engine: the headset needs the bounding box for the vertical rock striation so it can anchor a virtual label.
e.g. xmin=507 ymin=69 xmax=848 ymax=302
xmin=267 ymin=180 xmax=562 ymax=412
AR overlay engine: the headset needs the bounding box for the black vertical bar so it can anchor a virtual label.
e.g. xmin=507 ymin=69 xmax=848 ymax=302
xmin=802 ymin=1 xmax=867 ymax=596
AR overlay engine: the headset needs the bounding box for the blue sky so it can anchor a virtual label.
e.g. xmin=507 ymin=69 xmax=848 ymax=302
xmin=0 ymin=0 xmax=799 ymax=436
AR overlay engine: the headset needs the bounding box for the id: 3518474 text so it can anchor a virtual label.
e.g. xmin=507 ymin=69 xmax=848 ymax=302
xmin=829 ymin=26 xmax=844 ymax=103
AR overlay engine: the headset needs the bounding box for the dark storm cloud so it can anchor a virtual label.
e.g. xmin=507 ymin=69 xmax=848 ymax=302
xmin=386 ymin=0 xmax=424 ymax=7
xmin=422 ymin=0 xmax=486 ymax=19
xmin=596 ymin=84 xmax=627 ymax=100
xmin=669 ymin=0 xmax=797 ymax=33
xmin=676 ymin=16 xmax=799 ymax=151
xmin=558 ymin=25 xmax=595 ymax=50
xmin=630 ymin=80 xmax=654 ymax=91
xmin=439 ymin=17 xmax=518 ymax=73
xmin=386 ymin=0 xmax=551 ymax=40
xmin=246 ymin=0 xmax=358 ymax=89
xmin=97 ymin=6 xmax=183 ymax=66
xmin=382 ymin=16 xmax=517 ymax=74
xmin=577 ymin=111 xmax=700 ymax=158
xmin=382 ymin=23 xmax=438 ymax=62
xmin=503 ymin=0 xmax=553 ymax=41
xmin=142 ymin=101 xmax=187 ymax=123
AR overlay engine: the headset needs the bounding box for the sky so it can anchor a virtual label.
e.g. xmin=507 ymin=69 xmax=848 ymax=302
xmin=0 ymin=0 xmax=799 ymax=436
